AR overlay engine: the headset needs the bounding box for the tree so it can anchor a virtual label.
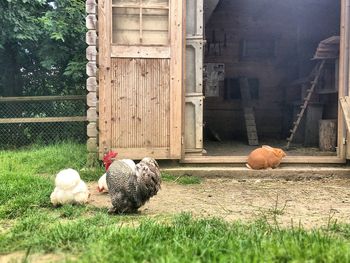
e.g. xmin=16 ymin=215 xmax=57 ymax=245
xmin=0 ymin=0 xmax=86 ymax=96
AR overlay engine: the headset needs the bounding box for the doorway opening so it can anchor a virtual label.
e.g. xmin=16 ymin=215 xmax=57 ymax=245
xmin=202 ymin=0 xmax=341 ymax=157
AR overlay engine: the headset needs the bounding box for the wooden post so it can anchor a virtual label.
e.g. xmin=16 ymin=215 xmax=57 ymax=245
xmin=339 ymin=0 xmax=349 ymax=160
xmin=319 ymin=119 xmax=337 ymax=151
xmin=86 ymin=0 xmax=98 ymax=166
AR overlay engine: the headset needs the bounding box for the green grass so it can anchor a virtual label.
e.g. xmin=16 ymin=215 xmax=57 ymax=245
xmin=162 ymin=172 xmax=203 ymax=185
xmin=1 ymin=212 xmax=350 ymax=262
xmin=0 ymin=142 xmax=104 ymax=219
xmin=1 ymin=143 xmax=350 ymax=262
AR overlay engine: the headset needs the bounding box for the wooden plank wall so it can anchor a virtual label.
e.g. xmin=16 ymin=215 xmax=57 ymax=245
xmin=110 ymin=58 xmax=171 ymax=149
xmin=204 ymin=0 xmax=340 ymax=141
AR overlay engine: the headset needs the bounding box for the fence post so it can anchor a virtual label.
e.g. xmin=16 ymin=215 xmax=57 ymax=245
xmin=86 ymin=0 xmax=99 ymax=166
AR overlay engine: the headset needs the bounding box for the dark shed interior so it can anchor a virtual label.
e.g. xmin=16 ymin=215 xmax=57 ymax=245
xmin=203 ymin=0 xmax=340 ymax=156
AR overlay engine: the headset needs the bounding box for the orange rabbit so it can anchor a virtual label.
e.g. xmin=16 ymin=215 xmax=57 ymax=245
xmin=246 ymin=145 xmax=286 ymax=170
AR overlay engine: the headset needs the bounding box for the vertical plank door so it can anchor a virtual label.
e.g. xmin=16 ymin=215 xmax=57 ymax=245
xmin=98 ymin=0 xmax=183 ymax=159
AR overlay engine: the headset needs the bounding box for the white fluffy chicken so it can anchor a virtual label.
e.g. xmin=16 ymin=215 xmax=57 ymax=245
xmin=50 ymin=168 xmax=90 ymax=206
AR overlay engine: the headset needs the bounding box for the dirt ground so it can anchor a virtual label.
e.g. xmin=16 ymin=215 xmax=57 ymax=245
xmin=88 ymin=178 xmax=350 ymax=228
xmin=0 ymin=252 xmax=67 ymax=263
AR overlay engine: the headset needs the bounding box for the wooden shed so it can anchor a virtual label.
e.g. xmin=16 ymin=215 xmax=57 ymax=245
xmin=86 ymin=0 xmax=350 ymax=165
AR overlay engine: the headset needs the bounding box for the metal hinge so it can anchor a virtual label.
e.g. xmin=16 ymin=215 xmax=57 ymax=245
xmin=343 ymin=138 xmax=347 ymax=145
xmin=181 ymin=136 xmax=184 ymax=145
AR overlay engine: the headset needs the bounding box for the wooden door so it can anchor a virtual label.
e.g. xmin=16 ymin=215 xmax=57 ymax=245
xmin=98 ymin=0 xmax=183 ymax=159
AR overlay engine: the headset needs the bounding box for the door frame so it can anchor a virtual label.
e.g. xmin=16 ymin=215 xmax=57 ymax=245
xmin=340 ymin=0 xmax=350 ymax=160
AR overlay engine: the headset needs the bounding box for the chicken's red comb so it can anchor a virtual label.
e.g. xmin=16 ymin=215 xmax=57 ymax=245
xmin=103 ymin=150 xmax=118 ymax=162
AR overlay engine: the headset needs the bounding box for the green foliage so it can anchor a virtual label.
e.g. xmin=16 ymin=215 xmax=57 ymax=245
xmin=0 ymin=0 xmax=86 ymax=96
xmin=0 ymin=0 xmax=46 ymax=44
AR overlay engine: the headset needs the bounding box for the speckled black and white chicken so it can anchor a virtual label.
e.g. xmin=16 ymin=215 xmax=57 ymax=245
xmin=103 ymin=151 xmax=161 ymax=214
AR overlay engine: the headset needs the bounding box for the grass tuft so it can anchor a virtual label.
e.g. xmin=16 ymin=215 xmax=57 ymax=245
xmin=161 ymin=172 xmax=203 ymax=185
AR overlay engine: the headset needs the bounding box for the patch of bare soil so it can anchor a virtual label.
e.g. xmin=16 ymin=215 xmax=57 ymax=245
xmin=0 ymin=252 xmax=67 ymax=263
xmin=88 ymin=178 xmax=350 ymax=228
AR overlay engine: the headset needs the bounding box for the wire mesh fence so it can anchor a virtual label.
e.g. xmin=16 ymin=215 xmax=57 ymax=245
xmin=0 ymin=96 xmax=87 ymax=149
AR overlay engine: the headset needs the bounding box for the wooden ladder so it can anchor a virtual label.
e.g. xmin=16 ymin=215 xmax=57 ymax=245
xmin=286 ymin=60 xmax=325 ymax=149
xmin=239 ymin=77 xmax=259 ymax=146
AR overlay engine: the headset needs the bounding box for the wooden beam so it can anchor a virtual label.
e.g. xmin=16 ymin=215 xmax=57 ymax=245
xmin=169 ymin=0 xmax=183 ymax=158
xmin=0 ymin=95 xmax=85 ymax=102
xmin=86 ymin=46 xmax=97 ymax=61
xmin=181 ymin=0 xmax=187 ymax=159
xmin=0 ymin=116 xmax=87 ymax=124
xmin=98 ymin=0 xmax=112 ymax=154
xmin=111 ymin=46 xmax=170 ymax=58
xmin=86 ymin=14 xmax=97 ymax=30
xmin=86 ymin=0 xmax=97 ymax=14
xmin=111 ymin=4 xmax=169 ymax=9
xmin=87 ymin=137 xmax=98 ymax=153
xmin=86 ymin=30 xmax=97 ymax=46
xmin=87 ymin=92 xmax=97 ymax=107
xmin=87 ymin=107 xmax=98 ymax=122
xmin=87 ymin=77 xmax=97 ymax=92
xmin=87 ymin=61 xmax=97 ymax=77
xmin=87 ymin=122 xmax=98 ymax=137
xmin=99 ymin=148 xmax=171 ymax=160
